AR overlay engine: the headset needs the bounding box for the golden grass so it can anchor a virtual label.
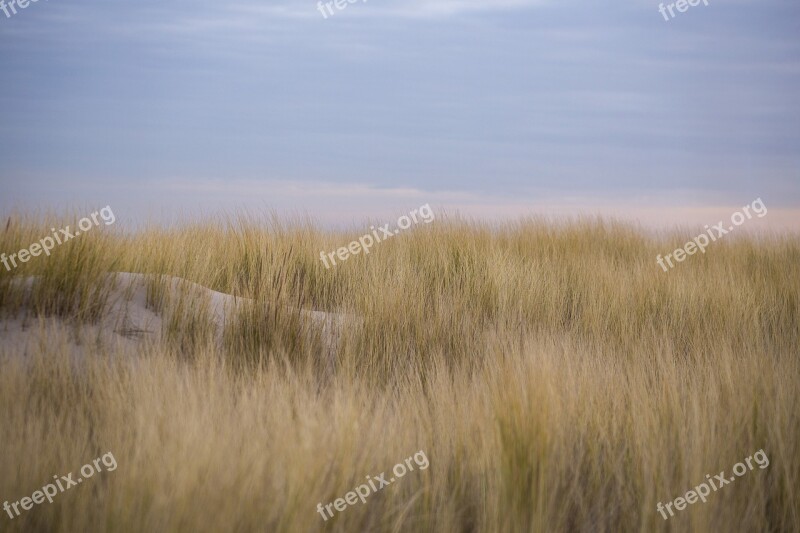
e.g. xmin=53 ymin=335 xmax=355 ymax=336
xmin=0 ymin=213 xmax=798 ymax=532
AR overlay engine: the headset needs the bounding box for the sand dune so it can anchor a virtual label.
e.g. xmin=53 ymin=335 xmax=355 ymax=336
xmin=0 ymin=273 xmax=359 ymax=370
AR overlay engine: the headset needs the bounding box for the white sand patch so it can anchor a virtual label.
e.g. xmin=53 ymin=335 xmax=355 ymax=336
xmin=0 ymin=273 xmax=360 ymax=373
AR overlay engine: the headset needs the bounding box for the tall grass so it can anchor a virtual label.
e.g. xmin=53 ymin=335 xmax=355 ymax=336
xmin=0 ymin=213 xmax=798 ymax=532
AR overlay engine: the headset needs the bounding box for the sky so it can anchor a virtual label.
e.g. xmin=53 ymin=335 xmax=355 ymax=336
xmin=0 ymin=0 xmax=798 ymax=229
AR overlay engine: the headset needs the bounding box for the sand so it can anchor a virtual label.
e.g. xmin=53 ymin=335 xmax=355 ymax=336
xmin=0 ymin=272 xmax=359 ymax=372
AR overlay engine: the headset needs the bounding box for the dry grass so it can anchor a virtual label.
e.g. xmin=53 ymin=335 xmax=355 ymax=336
xmin=0 ymin=213 xmax=798 ymax=532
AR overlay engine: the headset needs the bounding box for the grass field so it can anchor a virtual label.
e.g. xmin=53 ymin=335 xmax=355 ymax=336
xmin=0 ymin=213 xmax=798 ymax=532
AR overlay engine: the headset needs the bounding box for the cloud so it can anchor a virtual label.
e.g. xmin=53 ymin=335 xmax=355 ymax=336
xmin=354 ymin=0 xmax=549 ymax=18
xmin=127 ymin=178 xmax=800 ymax=231
xmin=153 ymin=0 xmax=550 ymax=29
xmin=11 ymin=0 xmax=547 ymax=43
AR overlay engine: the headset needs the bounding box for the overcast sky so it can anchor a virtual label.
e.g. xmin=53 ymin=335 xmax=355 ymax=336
xmin=1 ymin=0 xmax=798 ymax=228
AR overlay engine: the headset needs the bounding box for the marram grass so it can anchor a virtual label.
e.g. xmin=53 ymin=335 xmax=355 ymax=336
xmin=0 ymin=214 xmax=798 ymax=532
